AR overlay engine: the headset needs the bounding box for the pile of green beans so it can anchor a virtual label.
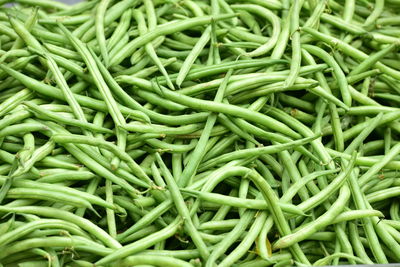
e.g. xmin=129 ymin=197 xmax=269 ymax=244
xmin=1 ymin=0 xmax=400 ymax=266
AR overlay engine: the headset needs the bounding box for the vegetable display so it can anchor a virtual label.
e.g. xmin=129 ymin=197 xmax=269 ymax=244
xmin=0 ymin=0 xmax=400 ymax=266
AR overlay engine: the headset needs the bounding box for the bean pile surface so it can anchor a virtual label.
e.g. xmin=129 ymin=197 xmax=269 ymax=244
xmin=0 ymin=0 xmax=400 ymax=266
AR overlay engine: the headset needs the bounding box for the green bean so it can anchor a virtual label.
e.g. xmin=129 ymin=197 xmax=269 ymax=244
xmin=131 ymin=57 xmax=177 ymax=79
xmin=121 ymin=255 xmax=193 ymax=267
xmin=390 ymin=202 xmax=400 ymax=221
xmin=1 ymin=1 xmax=400 ymax=264
xmin=324 ymin=110 xmax=400 ymax=142
xmin=303 ymin=44 xmax=352 ymax=107
xmin=224 ymin=75 xmax=315 ymax=97
xmin=0 ymin=213 xmax=14 ymax=236
xmin=2 ymin=0 xmax=70 ymax=10
xmin=182 ymin=189 xmax=305 ymax=216
xmin=107 ymin=9 xmax=131 ymax=52
xmin=0 ymin=88 xmax=34 ymax=118
xmin=116 ymin=199 xmax=171 ymax=242
xmin=37 ymin=170 xmax=94 ymax=183
xmin=39 ymin=14 xmax=91 ymax=26
xmin=134 ymin=58 xmax=287 ymax=88
xmin=349 ymin=221 xmax=375 ymax=264
xmin=28 ymin=27 xmax=65 ymax=46
xmin=198 ymin=219 xmax=239 ymax=231
xmin=0 ymin=64 xmax=148 ymax=122
xmin=199 ymin=135 xmax=317 ymax=171
xmin=345 ymin=113 xmax=384 ymax=155
xmin=237 ymin=12 xmax=260 ymax=36
xmin=155 ymin=153 xmax=209 ymax=259
xmin=339 ymin=105 xmax=399 ymax=116
xmin=158 ymin=85 xmax=302 ymax=139
xmin=247 ymin=168 xmax=310 ymax=264
xmin=202 ymin=134 xmax=237 ymax=162
xmin=0 ymin=236 xmax=113 ymax=260
xmin=139 ymin=248 xmax=205 ymax=261
xmin=275 ymin=184 xmax=352 ymax=249
xmin=363 ymin=0 xmax=385 ymax=28
xmin=134 ymin=88 xmax=186 ymax=111
xmin=103 ymin=179 xmax=116 ymax=240
xmin=2 ymin=179 xmax=115 ymax=210
xmin=0 ymin=55 xmax=36 ymax=80
xmin=47 ymin=52 xmax=90 ymax=81
xmin=110 ymin=13 xmax=236 ymax=66
xmin=0 ymin=49 xmax=30 ymax=63
xmin=296 ymin=151 xmax=356 ymax=213
xmin=205 ymin=210 xmax=256 ymax=266
xmin=112 ymin=196 xmax=148 ymax=219
xmin=281 ymin=169 xmax=339 ymax=202
xmin=36 ymin=50 xmax=92 ymax=136
xmin=346 ymin=169 xmax=388 ymax=263
xmin=286 ymin=107 xmax=316 ymax=124
xmin=38 ymin=155 xmax=80 ymax=170
xmin=366 ymin=187 xmax=400 ymax=203
xmin=0 ymin=154 xmax=17 ymax=202
xmin=359 ymin=143 xmax=400 ymax=186
xmin=284 ymin=0 xmax=303 ymax=87
xmin=0 ymin=21 xmax=18 ymax=39
xmin=303 ymin=0 xmax=326 ymax=29
xmin=91 ymin=48 xmax=207 ymax=125
xmin=302 ymin=27 xmax=400 ymax=80
xmin=121 ymin=225 xmax=159 ymax=244
xmin=328 ymin=148 xmax=400 ymax=169
xmin=58 ymin=24 xmax=125 ymax=128
xmin=0 ymin=206 xmax=121 ymax=249
xmin=3 ymin=199 xmax=37 ymax=208
xmin=341 ymin=0 xmax=355 ymax=23
xmin=0 ymin=219 xmax=87 ymax=248
xmin=5 ymin=187 xmax=94 ymax=209
xmin=7 ymin=16 xmax=46 ymax=69
xmin=323 ymin=208 xmax=382 ymax=226
xmin=238 ymin=254 xmax=293 ymax=267
xmin=108 ymin=35 xmax=130 ymax=65
xmin=127 ymin=36 xmax=165 ymax=65
xmin=23 ymin=101 xmax=112 ymax=134
xmin=314 ymin=252 xmax=369 ymax=266
xmin=124 ymin=122 xmax=203 ymax=135
xmin=231 ymin=116 xmax=320 ymax=163
xmin=231 ymin=4 xmax=280 ymax=57
xmin=96 ymin=217 xmax=181 ymax=265
xmin=350 ymin=44 xmax=398 ymax=77
xmin=178 ymin=69 xmax=232 ymax=187
xmin=52 ymin=134 xmax=151 ymax=184
xmin=37 ymin=119 xmax=142 ymax=194
xmin=176 ymin=26 xmax=211 ymax=87
xmin=200 ymin=165 xmax=309 ymax=264
xmin=12 ymin=8 xmax=38 ymax=50
xmin=77 ymin=0 xmax=139 ymax=40
xmin=231 ymin=80 xmax=317 ymax=104
xmin=95 ymin=0 xmax=110 ymax=66
xmin=134 ymin=7 xmax=174 ymax=90
xmin=145 ymin=138 xmax=197 ymax=153
xmin=320 ymin=13 xmax=366 ymax=34
xmin=12 ymin=140 xmax=54 ymax=178
xmin=219 ymin=211 xmax=268 ymax=267
xmin=217 ymin=114 xmax=258 ymax=144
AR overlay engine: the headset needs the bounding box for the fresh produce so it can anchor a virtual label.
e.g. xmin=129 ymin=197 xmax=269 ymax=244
xmin=0 ymin=0 xmax=400 ymax=266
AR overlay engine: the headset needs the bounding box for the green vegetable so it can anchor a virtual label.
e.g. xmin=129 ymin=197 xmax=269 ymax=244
xmin=0 ymin=0 xmax=399 ymax=265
